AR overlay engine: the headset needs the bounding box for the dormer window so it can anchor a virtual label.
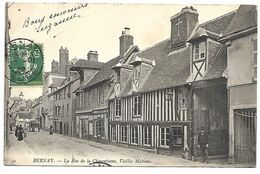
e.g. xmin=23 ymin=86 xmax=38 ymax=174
xmin=193 ymin=41 xmax=206 ymax=60
xmin=133 ymin=65 xmax=141 ymax=80
xmin=115 ymin=70 xmax=120 ymax=83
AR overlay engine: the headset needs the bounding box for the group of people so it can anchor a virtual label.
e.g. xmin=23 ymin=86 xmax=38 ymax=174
xmin=14 ymin=125 xmax=25 ymax=141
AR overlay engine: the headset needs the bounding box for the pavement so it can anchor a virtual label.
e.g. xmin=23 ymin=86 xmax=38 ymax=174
xmin=4 ymin=130 xmax=254 ymax=167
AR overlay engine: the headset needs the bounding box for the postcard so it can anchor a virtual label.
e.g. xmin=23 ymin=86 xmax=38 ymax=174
xmin=4 ymin=2 xmax=257 ymax=167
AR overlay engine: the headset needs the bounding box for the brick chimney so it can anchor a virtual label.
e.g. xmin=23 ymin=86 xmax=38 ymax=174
xmin=119 ymin=27 xmax=134 ymax=57
xmin=51 ymin=60 xmax=59 ymax=72
xmin=59 ymin=46 xmax=69 ymax=73
xmin=170 ymin=6 xmax=198 ymax=51
xmin=87 ymin=50 xmax=98 ymax=62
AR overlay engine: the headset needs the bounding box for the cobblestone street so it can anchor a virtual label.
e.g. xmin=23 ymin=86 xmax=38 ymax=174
xmin=5 ymin=130 xmax=248 ymax=167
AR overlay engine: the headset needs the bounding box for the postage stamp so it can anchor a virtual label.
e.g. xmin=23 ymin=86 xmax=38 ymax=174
xmin=6 ymin=38 xmax=43 ymax=86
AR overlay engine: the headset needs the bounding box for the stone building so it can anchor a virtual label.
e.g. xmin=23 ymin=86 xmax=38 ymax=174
xmin=219 ymin=5 xmax=257 ymax=164
xmin=108 ymin=6 xmax=235 ymax=159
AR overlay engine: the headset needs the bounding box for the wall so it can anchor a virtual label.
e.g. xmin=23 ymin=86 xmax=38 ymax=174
xmin=227 ymin=33 xmax=257 ymax=87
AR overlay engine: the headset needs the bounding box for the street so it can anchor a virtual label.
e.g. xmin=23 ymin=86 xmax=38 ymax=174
xmin=5 ymin=130 xmax=244 ymax=167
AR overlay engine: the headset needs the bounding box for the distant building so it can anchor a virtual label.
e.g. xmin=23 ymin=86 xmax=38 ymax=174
xmin=219 ymin=5 xmax=257 ymax=164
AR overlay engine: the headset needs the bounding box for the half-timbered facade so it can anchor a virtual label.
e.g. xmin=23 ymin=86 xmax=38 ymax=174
xmin=72 ymin=31 xmax=139 ymax=143
xmin=108 ymin=6 xmax=236 ymax=158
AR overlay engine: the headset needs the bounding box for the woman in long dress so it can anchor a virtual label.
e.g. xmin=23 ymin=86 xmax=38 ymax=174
xmin=17 ymin=125 xmax=24 ymax=141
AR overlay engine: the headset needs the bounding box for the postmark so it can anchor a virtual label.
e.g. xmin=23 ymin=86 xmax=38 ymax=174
xmin=6 ymin=38 xmax=43 ymax=86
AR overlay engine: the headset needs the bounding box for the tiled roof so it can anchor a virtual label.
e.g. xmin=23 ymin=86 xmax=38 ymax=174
xmin=70 ymin=59 xmax=104 ymax=70
xmin=200 ymin=11 xmax=236 ymax=35
xmin=204 ymin=45 xmax=227 ymax=80
xmin=222 ymin=5 xmax=257 ymax=37
xmin=82 ymin=56 xmax=121 ymax=89
xmin=116 ymin=10 xmax=236 ymax=96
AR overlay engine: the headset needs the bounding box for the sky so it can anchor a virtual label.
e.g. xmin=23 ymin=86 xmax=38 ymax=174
xmin=7 ymin=3 xmax=239 ymax=100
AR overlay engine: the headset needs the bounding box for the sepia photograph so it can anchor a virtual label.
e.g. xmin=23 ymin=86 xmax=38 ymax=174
xmin=3 ymin=1 xmax=257 ymax=168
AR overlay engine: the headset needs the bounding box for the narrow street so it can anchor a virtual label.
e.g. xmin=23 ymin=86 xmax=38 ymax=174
xmin=5 ymin=130 xmax=244 ymax=167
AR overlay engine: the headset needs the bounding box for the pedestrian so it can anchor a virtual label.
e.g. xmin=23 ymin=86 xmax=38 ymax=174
xmin=198 ymin=127 xmax=209 ymax=163
xmin=49 ymin=125 xmax=54 ymax=135
xmin=15 ymin=125 xmax=19 ymax=138
xmin=17 ymin=125 xmax=24 ymax=141
xmin=9 ymin=124 xmax=13 ymax=131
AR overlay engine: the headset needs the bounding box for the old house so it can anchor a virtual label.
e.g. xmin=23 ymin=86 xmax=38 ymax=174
xmin=41 ymin=47 xmax=70 ymax=130
xmin=219 ymin=5 xmax=257 ymax=164
xmin=108 ymin=6 xmax=235 ymax=158
xmin=72 ymin=28 xmax=139 ymax=143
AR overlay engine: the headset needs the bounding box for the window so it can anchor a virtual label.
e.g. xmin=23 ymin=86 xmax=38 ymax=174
xmin=178 ymin=87 xmax=187 ymax=109
xmin=115 ymin=70 xmax=120 ymax=83
xmin=67 ymin=103 xmax=69 ymax=117
xmin=62 ymin=105 xmax=64 ymax=117
xmin=83 ymin=120 xmax=88 ymax=134
xmin=121 ymin=125 xmax=127 ymax=143
xmin=133 ymin=96 xmax=142 ymax=116
xmin=115 ymin=99 xmax=121 ymax=117
xmin=160 ymin=127 xmax=170 ymax=147
xmin=252 ymin=38 xmax=257 ymax=81
xmin=143 ymin=126 xmax=152 ymax=145
xmin=172 ymin=127 xmax=183 ymax=146
xmin=112 ymin=126 xmax=116 ymax=142
xmin=131 ymin=126 xmax=138 ymax=144
xmin=95 ymin=119 xmax=105 ymax=137
xmin=193 ymin=41 xmax=206 ymax=60
xmin=133 ymin=65 xmax=141 ymax=80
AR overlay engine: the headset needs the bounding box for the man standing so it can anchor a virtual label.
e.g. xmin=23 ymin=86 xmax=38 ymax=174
xmin=198 ymin=127 xmax=209 ymax=163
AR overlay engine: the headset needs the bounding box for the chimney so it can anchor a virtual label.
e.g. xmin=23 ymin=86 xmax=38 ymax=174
xmin=87 ymin=50 xmax=98 ymax=62
xmin=59 ymin=46 xmax=69 ymax=74
xmin=51 ymin=60 xmax=59 ymax=72
xmin=119 ymin=27 xmax=134 ymax=57
xmin=170 ymin=6 xmax=198 ymax=51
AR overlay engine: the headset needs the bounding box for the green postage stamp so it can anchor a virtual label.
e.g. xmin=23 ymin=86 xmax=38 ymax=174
xmin=6 ymin=38 xmax=43 ymax=86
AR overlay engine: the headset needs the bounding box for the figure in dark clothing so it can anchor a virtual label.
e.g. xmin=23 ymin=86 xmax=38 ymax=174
xmin=49 ymin=125 xmax=54 ymax=135
xmin=15 ymin=125 xmax=19 ymax=137
xmin=17 ymin=125 xmax=24 ymax=141
xmin=9 ymin=124 xmax=13 ymax=131
xmin=198 ymin=127 xmax=209 ymax=163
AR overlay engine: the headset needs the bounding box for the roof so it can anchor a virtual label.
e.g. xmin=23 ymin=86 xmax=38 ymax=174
xmin=189 ymin=11 xmax=236 ymax=42
xmin=200 ymin=11 xmax=236 ymax=35
xmin=81 ymin=56 xmax=122 ymax=90
xmin=221 ymin=5 xmax=257 ymax=38
xmin=114 ymin=10 xmax=235 ymax=96
xmin=70 ymin=59 xmax=104 ymax=71
xmin=204 ymin=45 xmax=227 ymax=80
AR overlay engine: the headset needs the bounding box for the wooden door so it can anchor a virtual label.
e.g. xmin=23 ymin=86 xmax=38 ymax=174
xmin=234 ymin=108 xmax=256 ymax=164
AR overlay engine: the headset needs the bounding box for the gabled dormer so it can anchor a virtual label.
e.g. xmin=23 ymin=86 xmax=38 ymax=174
xmin=188 ymin=27 xmax=222 ymax=81
xmin=111 ymin=63 xmax=133 ymax=97
xmin=130 ymin=56 xmax=155 ymax=92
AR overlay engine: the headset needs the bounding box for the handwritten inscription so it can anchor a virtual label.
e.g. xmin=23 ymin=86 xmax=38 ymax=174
xmin=22 ymin=3 xmax=88 ymax=35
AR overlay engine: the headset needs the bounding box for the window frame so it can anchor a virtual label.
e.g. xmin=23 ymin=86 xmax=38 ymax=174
xmin=112 ymin=126 xmax=117 ymax=142
xmin=133 ymin=95 xmax=142 ymax=116
xmin=131 ymin=126 xmax=138 ymax=145
xmin=160 ymin=127 xmax=170 ymax=148
xmin=172 ymin=127 xmax=183 ymax=146
xmin=143 ymin=126 xmax=152 ymax=146
xmin=193 ymin=41 xmax=206 ymax=61
xmin=115 ymin=99 xmax=122 ymax=117
xmin=121 ymin=125 xmax=127 ymax=143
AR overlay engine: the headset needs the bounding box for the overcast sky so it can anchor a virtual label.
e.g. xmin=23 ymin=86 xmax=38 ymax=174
xmin=8 ymin=3 xmax=239 ymax=99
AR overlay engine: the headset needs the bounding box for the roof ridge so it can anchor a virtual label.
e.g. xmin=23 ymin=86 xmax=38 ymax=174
xmin=200 ymin=10 xmax=237 ymax=27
